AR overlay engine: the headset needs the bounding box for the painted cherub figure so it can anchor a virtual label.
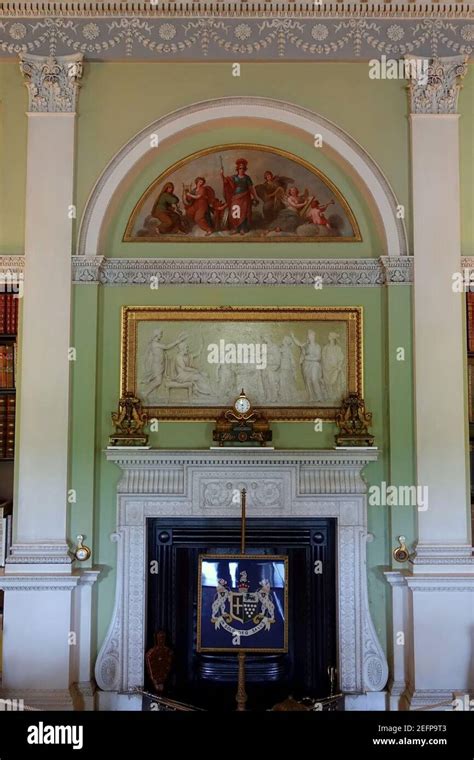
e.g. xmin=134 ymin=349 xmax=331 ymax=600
xmin=307 ymin=198 xmax=335 ymax=230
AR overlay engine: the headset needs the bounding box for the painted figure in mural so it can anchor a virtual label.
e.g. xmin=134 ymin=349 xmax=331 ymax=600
xmin=141 ymin=329 xmax=189 ymax=399
xmin=285 ymin=185 xmax=310 ymax=213
xmin=151 ymin=182 xmax=187 ymax=234
xmin=174 ymin=340 xmax=212 ymax=396
xmin=127 ymin=147 xmax=356 ymax=240
xmin=255 ymin=170 xmax=294 ymax=223
xmin=322 ymin=332 xmax=345 ymax=402
xmin=306 ymin=198 xmax=335 ymax=231
xmin=220 ymin=158 xmax=260 ymax=234
xmin=265 ymin=186 xmax=312 ymax=234
xmin=182 ymin=176 xmax=226 ymax=235
xmin=291 ymin=329 xmax=325 ymax=403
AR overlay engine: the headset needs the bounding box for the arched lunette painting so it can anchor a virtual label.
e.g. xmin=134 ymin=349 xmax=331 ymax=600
xmin=123 ymin=144 xmax=362 ymax=243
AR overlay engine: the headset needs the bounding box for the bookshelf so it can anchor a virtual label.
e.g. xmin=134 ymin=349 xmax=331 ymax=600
xmin=0 ymin=293 xmax=18 ymax=522
xmin=0 ymin=292 xmax=18 ymax=640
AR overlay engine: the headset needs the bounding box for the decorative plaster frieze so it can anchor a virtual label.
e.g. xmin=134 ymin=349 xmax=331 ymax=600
xmin=1 ymin=2 xmax=471 ymax=14
xmin=379 ymin=255 xmax=414 ymax=284
xmin=404 ymin=687 xmax=458 ymax=710
xmin=389 ymin=574 xmax=474 ymax=592
xmin=0 ymin=687 xmax=76 ymax=710
xmin=0 ymin=255 xmax=24 ymax=275
xmin=77 ymin=569 xmax=101 ymax=587
xmin=0 ymin=254 xmax=416 ymax=286
xmin=0 ymin=574 xmax=80 ymax=591
xmin=407 ymin=584 xmax=474 ymax=592
xmin=411 ymin=542 xmax=474 ymax=567
xmin=105 ymin=447 xmax=380 ymax=470
xmin=72 ymin=255 xmax=104 ymax=283
xmin=406 ymin=55 xmax=469 ymax=114
xmin=385 ymin=570 xmax=409 ymax=587
xmin=97 ymin=257 xmax=386 ymax=287
xmin=7 ymin=541 xmax=72 ymax=560
xmin=19 ymin=53 xmax=83 ymax=112
xmin=96 ymin=448 xmax=388 ymax=699
xmin=0 ymin=5 xmax=472 ymax=61
xmin=71 ymin=256 xmax=413 ymax=286
xmin=461 ymin=256 xmax=474 ymax=272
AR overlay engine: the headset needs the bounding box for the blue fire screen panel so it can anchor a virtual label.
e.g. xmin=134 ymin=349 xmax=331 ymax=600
xmin=197 ymin=554 xmax=288 ymax=653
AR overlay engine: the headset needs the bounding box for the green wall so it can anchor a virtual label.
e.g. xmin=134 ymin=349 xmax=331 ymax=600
xmin=0 ymin=62 xmax=27 ymax=255
xmin=70 ymin=282 xmax=415 ymax=662
xmin=5 ymin=56 xmax=461 ymax=679
xmin=2 ymin=62 xmax=473 ymax=255
xmin=75 ymin=62 xmax=411 ymax=256
xmin=459 ymin=72 xmax=474 ymax=255
xmin=63 ymin=61 xmax=420 ymax=667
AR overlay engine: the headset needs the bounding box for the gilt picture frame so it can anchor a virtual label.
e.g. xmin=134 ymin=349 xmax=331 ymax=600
xmin=120 ymin=305 xmax=363 ymax=421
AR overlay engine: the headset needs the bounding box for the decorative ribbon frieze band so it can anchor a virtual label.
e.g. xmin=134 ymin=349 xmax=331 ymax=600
xmin=0 ymin=7 xmax=472 ymax=61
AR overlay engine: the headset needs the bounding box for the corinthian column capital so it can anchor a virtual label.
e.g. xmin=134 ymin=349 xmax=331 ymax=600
xmin=405 ymin=55 xmax=468 ymax=115
xmin=19 ymin=53 xmax=83 ymax=113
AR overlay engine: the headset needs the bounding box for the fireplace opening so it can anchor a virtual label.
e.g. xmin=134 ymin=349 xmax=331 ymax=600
xmin=146 ymin=518 xmax=337 ymax=711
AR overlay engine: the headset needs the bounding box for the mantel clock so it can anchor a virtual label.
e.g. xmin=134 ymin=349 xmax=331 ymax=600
xmin=212 ymin=390 xmax=272 ymax=447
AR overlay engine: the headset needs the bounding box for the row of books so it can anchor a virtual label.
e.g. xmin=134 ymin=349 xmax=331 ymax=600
xmin=0 ymin=344 xmax=16 ymax=389
xmin=0 ymin=294 xmax=19 ymax=335
xmin=0 ymin=500 xmax=13 ymax=567
xmin=0 ymin=395 xmax=15 ymax=459
xmin=468 ymin=293 xmax=474 ymax=354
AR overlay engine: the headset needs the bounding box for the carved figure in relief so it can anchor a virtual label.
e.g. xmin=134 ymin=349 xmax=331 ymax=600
xmin=174 ymin=340 xmax=212 ymax=396
xmin=291 ymin=329 xmax=325 ymax=402
xmin=322 ymin=332 xmax=346 ymax=403
xmin=141 ymin=329 xmax=189 ymax=399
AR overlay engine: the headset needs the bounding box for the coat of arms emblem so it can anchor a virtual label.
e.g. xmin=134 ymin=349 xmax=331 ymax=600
xmin=211 ymin=572 xmax=276 ymax=638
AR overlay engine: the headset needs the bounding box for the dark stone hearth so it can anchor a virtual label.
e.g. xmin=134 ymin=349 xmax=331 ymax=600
xmin=146 ymin=518 xmax=336 ymax=711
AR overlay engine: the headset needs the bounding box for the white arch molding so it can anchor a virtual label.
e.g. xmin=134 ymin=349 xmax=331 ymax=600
xmin=77 ymin=97 xmax=408 ymax=258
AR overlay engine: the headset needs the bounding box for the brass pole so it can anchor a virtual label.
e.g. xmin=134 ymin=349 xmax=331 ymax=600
xmin=236 ymin=490 xmax=247 ymax=711
xmin=236 ymin=652 xmax=247 ymax=712
xmin=240 ymin=488 xmax=246 ymax=554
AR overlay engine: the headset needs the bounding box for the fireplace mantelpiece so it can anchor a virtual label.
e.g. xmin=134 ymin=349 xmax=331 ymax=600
xmin=95 ymin=448 xmax=388 ymax=710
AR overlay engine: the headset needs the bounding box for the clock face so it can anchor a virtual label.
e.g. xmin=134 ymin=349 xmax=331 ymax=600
xmin=235 ymin=396 xmax=251 ymax=414
xmin=75 ymin=548 xmax=89 ymax=561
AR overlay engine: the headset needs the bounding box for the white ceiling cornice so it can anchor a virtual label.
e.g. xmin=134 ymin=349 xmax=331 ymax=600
xmin=0 ymin=2 xmax=472 ymax=18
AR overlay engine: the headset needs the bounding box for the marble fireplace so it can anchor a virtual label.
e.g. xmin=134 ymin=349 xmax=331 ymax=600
xmin=95 ymin=449 xmax=388 ymax=710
